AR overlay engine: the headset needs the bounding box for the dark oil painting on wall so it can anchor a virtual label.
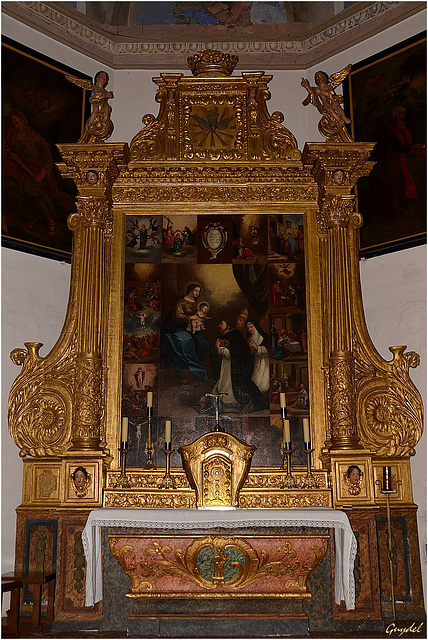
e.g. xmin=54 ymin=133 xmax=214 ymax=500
xmin=1 ymin=37 xmax=90 ymax=261
xmin=122 ymin=213 xmax=309 ymax=468
xmin=345 ymin=33 xmax=426 ymax=257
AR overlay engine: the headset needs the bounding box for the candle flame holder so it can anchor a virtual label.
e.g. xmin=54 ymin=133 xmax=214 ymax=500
xmin=281 ymin=442 xmax=297 ymax=489
xmin=204 ymin=392 xmax=226 ymax=432
xmin=144 ymin=414 xmax=155 ymax=469
xmin=160 ymin=447 xmax=176 ymax=489
xmin=301 ymin=446 xmax=319 ymax=489
xmin=114 ymin=444 xmax=131 ymax=488
xmin=376 ymin=474 xmax=402 ymax=622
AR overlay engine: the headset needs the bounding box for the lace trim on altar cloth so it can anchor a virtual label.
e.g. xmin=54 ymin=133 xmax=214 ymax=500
xmin=81 ymin=513 xmax=357 ymax=610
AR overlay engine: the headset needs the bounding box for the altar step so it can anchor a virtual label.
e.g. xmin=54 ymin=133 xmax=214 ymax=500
xmin=2 ymin=622 xmax=426 ymax=639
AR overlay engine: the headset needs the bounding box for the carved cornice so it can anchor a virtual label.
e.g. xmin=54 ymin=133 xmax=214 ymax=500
xmin=106 ymin=469 xmax=330 ymax=492
xmin=112 ymin=184 xmax=317 ymax=204
xmin=3 ymin=2 xmax=424 ymax=69
xmin=121 ymin=165 xmax=313 ymax=183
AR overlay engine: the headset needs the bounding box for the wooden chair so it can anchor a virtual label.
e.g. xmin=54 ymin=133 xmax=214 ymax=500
xmin=1 ymin=571 xmax=55 ymax=633
xmin=1 ymin=579 xmax=21 ymax=637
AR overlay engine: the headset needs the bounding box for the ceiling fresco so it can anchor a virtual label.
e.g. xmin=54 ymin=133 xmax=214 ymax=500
xmin=62 ymin=2 xmax=354 ymax=38
xmin=3 ymin=2 xmax=424 ymax=69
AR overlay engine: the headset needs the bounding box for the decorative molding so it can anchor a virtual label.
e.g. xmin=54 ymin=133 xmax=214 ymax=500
xmin=113 ymin=185 xmax=316 ymax=204
xmin=2 ymin=2 xmax=424 ymax=70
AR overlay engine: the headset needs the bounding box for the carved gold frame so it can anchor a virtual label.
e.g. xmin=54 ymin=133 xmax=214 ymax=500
xmin=8 ymin=51 xmax=423 ymax=511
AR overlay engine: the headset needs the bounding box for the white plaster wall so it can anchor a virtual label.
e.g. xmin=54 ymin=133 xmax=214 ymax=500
xmin=2 ymin=250 xmax=71 ymax=575
xmin=2 ymin=8 xmax=426 ymax=608
xmin=360 ymin=246 xmax=427 ymax=598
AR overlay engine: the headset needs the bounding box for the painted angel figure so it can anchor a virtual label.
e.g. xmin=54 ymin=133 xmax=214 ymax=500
xmin=66 ymin=70 xmax=114 ymax=143
xmin=301 ymin=66 xmax=352 ymax=125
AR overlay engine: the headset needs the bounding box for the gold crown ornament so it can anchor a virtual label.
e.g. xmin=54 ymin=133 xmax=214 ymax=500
xmin=188 ymin=49 xmax=238 ymax=77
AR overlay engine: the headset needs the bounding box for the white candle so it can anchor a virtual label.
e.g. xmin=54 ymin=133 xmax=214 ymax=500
xmin=303 ymin=418 xmax=310 ymax=443
xmin=146 ymin=391 xmax=153 ymax=407
xmin=283 ymin=419 xmax=291 ymax=443
xmin=280 ymin=392 xmax=286 ymax=408
xmin=121 ymin=417 xmax=129 ymax=441
xmin=165 ymin=419 xmax=172 ymax=443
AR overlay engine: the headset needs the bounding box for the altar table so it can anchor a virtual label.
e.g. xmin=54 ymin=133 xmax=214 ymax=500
xmin=82 ymin=507 xmax=357 ymax=610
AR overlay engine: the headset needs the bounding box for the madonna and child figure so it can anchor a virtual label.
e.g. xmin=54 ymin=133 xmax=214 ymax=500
xmin=161 ymin=282 xmax=210 ymax=381
xmin=161 ymin=282 xmax=269 ymax=414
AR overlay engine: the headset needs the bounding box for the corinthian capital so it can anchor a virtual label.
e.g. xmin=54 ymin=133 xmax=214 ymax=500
xmin=318 ymin=194 xmax=355 ymax=231
xmin=69 ymin=198 xmax=111 ymax=231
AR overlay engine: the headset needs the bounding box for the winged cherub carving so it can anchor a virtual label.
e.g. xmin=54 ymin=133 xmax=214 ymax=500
xmin=66 ymin=70 xmax=114 ymax=143
xmin=301 ymin=66 xmax=353 ymax=142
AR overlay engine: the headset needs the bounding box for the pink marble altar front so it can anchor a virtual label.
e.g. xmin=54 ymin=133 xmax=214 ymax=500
xmin=108 ymin=533 xmax=329 ymax=598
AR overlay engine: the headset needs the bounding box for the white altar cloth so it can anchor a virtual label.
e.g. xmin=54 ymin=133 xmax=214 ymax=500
xmin=82 ymin=507 xmax=357 ymax=610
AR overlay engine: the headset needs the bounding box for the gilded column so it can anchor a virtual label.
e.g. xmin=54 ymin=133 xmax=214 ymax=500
xmin=68 ymin=198 xmax=107 ymax=449
xmin=57 ymin=144 xmax=128 ymax=451
xmin=321 ymin=194 xmax=360 ymax=449
xmin=302 ymin=143 xmax=374 ymax=451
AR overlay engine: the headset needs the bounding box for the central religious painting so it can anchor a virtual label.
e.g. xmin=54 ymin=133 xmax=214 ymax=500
xmin=121 ymin=211 xmax=308 ymax=468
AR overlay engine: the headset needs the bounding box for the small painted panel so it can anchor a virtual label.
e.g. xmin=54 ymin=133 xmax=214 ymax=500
xmin=188 ymin=104 xmax=237 ymax=151
xmin=109 ymin=534 xmax=328 ymax=596
xmin=232 ymin=214 xmax=268 ymax=264
xmin=197 ymin=216 xmax=234 ymax=263
xmin=268 ymin=214 xmax=305 ymax=263
xmin=23 ymin=519 xmax=57 ymax=608
xmin=125 ymin=214 xmax=162 ymax=263
xmin=162 ymin=215 xmax=197 ymax=263
xmin=123 ymin=263 xmax=161 ymax=363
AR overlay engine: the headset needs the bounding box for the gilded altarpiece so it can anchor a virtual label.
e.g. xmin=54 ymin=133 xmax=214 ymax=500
xmin=7 ymin=51 xmax=424 ymax=630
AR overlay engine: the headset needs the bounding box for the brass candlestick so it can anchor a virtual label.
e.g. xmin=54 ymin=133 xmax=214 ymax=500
xmin=384 ymin=489 xmax=396 ymax=621
xmin=114 ymin=444 xmax=130 ymax=488
xmin=281 ymin=442 xmax=297 ymax=489
xmin=302 ymin=446 xmax=319 ymax=489
xmin=160 ymin=447 xmax=176 ymax=489
xmin=376 ymin=474 xmax=399 ymax=622
xmin=144 ymin=414 xmax=155 ymax=469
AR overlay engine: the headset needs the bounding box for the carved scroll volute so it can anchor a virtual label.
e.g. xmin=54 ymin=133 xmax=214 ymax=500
xmin=57 ymin=143 xmax=129 ymax=451
xmin=354 ymin=343 xmax=424 ymax=457
xmin=9 ymin=342 xmax=74 ymax=457
xmin=130 ymin=74 xmax=183 ymax=162
xmin=242 ymin=72 xmax=300 ymax=162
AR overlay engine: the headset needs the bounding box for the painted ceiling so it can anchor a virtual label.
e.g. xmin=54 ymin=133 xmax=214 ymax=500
xmin=2 ymin=2 xmax=425 ymax=69
xmin=62 ymin=2 xmax=356 ymax=35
